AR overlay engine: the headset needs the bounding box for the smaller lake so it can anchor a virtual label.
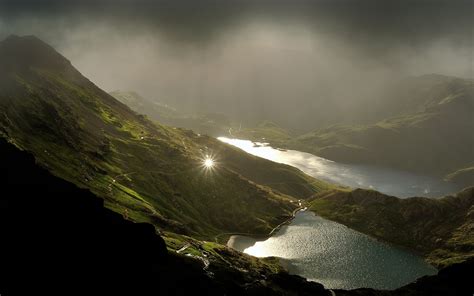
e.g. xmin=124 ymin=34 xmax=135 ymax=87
xmin=218 ymin=137 xmax=460 ymax=198
xmin=228 ymin=211 xmax=437 ymax=290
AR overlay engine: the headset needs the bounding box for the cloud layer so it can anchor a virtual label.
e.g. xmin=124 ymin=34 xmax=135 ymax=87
xmin=1 ymin=0 xmax=472 ymax=128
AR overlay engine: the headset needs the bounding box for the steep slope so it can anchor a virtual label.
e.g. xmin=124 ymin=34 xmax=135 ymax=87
xmin=0 ymin=35 xmax=330 ymax=240
xmin=288 ymin=75 xmax=474 ymax=178
xmin=110 ymin=90 xmax=231 ymax=137
xmin=111 ymin=91 xmax=329 ymax=198
xmin=310 ymin=188 xmax=474 ymax=268
xmin=109 ymin=92 xmax=331 ymax=200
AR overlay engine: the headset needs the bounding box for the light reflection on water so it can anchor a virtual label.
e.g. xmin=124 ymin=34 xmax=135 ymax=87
xmin=218 ymin=137 xmax=460 ymax=198
xmin=230 ymin=211 xmax=438 ymax=290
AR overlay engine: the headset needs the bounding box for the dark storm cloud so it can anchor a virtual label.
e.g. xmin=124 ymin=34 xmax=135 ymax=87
xmin=0 ymin=0 xmax=472 ymax=129
xmin=0 ymin=0 xmax=472 ymax=45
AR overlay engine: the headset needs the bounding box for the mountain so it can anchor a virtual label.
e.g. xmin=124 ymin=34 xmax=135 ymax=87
xmin=287 ymin=75 xmax=474 ymax=180
xmin=0 ymin=35 xmax=331 ymax=242
xmin=110 ymin=90 xmax=231 ymax=137
xmin=310 ymin=188 xmax=474 ymax=268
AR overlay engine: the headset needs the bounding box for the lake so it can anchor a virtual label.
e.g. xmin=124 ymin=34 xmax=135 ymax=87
xmin=228 ymin=210 xmax=437 ymax=290
xmin=218 ymin=137 xmax=460 ymax=198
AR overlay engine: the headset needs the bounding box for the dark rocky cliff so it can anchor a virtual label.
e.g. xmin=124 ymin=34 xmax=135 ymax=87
xmin=0 ymin=137 xmax=218 ymax=294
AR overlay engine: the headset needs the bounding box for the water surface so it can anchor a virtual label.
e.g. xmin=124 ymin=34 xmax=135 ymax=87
xmin=218 ymin=137 xmax=460 ymax=197
xmin=229 ymin=211 xmax=437 ymax=290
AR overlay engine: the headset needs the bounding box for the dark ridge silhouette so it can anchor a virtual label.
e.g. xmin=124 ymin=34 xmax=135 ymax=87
xmin=0 ymin=137 xmax=222 ymax=295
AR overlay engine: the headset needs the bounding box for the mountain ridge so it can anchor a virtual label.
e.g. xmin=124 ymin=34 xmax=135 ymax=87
xmin=0 ymin=35 xmax=331 ymax=241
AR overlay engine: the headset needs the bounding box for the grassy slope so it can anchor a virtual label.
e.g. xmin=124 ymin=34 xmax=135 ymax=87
xmin=0 ymin=35 xmax=330 ymax=241
xmin=310 ymin=188 xmax=474 ymax=268
xmin=111 ymin=92 xmax=332 ymax=200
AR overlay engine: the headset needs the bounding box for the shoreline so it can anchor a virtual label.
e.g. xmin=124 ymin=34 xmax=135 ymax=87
xmin=225 ymin=204 xmax=306 ymax=249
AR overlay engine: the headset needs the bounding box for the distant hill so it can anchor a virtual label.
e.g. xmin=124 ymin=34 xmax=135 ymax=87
xmin=110 ymin=90 xmax=231 ymax=137
xmin=232 ymin=120 xmax=293 ymax=143
xmin=310 ymin=187 xmax=474 ymax=268
xmin=0 ymin=35 xmax=331 ymax=241
xmin=239 ymin=75 xmax=473 ymax=186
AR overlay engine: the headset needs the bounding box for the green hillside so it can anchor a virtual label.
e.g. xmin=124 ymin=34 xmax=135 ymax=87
xmin=0 ymin=35 xmax=330 ymax=241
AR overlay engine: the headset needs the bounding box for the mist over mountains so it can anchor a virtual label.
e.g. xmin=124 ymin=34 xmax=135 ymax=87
xmin=1 ymin=0 xmax=472 ymax=130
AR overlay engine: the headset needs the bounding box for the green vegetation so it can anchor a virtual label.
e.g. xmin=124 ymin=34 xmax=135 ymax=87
xmin=310 ymin=188 xmax=474 ymax=268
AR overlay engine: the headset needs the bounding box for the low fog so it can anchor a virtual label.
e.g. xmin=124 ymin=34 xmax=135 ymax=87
xmin=1 ymin=0 xmax=472 ymax=130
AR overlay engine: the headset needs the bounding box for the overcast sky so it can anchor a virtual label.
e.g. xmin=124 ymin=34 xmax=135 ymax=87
xmin=0 ymin=0 xmax=472 ymax=128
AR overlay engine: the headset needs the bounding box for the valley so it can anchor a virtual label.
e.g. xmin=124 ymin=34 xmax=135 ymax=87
xmin=0 ymin=35 xmax=472 ymax=295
